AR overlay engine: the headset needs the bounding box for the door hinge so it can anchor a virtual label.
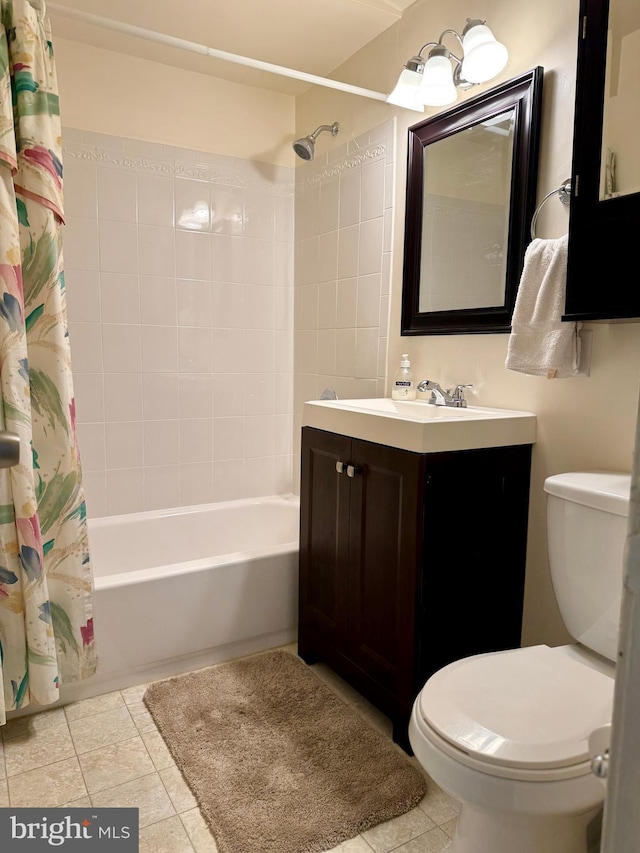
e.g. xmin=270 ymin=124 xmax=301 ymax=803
xmin=582 ymin=15 xmax=587 ymax=39
xmin=574 ymin=174 xmax=579 ymax=197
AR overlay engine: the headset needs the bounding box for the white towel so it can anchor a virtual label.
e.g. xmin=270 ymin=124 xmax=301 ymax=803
xmin=505 ymin=234 xmax=581 ymax=378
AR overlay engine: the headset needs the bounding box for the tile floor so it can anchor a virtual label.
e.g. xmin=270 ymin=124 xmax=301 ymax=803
xmin=0 ymin=645 xmax=459 ymax=853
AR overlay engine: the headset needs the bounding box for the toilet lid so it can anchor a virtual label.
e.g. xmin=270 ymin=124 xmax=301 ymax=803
xmin=418 ymin=645 xmax=614 ymax=770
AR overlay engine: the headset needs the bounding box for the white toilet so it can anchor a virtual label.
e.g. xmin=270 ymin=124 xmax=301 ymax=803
xmin=409 ymin=471 xmax=630 ymax=853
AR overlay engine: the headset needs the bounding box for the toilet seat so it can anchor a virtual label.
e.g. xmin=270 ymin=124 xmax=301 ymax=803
xmin=416 ymin=644 xmax=615 ymax=780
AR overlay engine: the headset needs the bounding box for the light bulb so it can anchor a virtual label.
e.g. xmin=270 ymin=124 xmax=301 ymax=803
xmin=461 ymin=23 xmax=508 ymax=83
xmin=386 ymin=68 xmax=425 ymax=112
xmin=417 ymin=54 xmax=457 ymax=107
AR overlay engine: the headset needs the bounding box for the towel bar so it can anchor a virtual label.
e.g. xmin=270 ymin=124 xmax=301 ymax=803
xmin=530 ymin=178 xmax=572 ymax=239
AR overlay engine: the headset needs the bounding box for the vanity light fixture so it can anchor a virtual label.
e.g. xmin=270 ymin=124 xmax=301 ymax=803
xmin=386 ymin=18 xmax=508 ymax=112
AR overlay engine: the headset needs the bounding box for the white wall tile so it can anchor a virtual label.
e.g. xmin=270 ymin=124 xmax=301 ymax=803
xmin=212 ymin=459 xmax=245 ymax=502
xmin=98 ymin=168 xmax=137 ymax=223
xmin=180 ymin=419 xmax=213 ymax=464
xmin=141 ymin=326 xmax=178 ymax=373
xmin=244 ymin=456 xmax=275 ymax=497
xmin=358 ymin=217 xmax=383 ymax=276
xmin=318 ymin=180 xmax=339 ymax=234
xmin=244 ymin=192 xmax=275 ymax=240
xmin=245 ymin=330 xmax=275 ymax=374
xmin=139 ymin=225 xmax=175 ymax=277
xmin=64 ymin=161 xmax=97 ymax=219
xmin=361 ymin=161 xmax=385 ymax=222
xmin=106 ymin=468 xmax=143 ymax=515
xmin=212 ymin=282 xmax=244 ymax=328
xmin=69 ymin=322 xmax=103 ymax=374
xmin=357 ymin=274 xmax=381 ymax=328
xmin=245 ymin=416 xmax=274 ymax=457
xmin=77 ymin=423 xmax=106 ymax=472
xmin=65 ymin=270 xmax=101 ymax=323
xmin=175 ymin=179 xmax=210 ymax=232
xmin=104 ymin=373 xmax=142 ymax=422
xmin=244 ymin=285 xmax=276 ymax=331
xmin=243 ymin=239 xmax=274 ymax=285
xmin=244 ymin=374 xmax=275 ymax=416
xmin=101 ymin=273 xmax=140 ymax=324
xmin=210 ymin=185 xmax=243 ymax=236
xmin=211 ymin=378 xmax=245 ymax=424
xmin=213 ymin=417 xmax=244 ymax=460
xmin=355 ymin=328 xmax=379 ymax=379
xmin=99 ymin=221 xmax=138 ymax=274
xmin=339 ymin=169 xmax=361 ymax=228
xmin=336 ymin=278 xmax=357 ymax=329
xmin=211 ymin=235 xmax=243 ymax=283
xmin=175 ymin=231 xmax=211 ymax=280
xmin=317 ymin=231 xmax=338 ymax=283
xmin=144 ymin=420 xmax=179 ymax=467
xmin=177 ymin=279 xmax=212 ymax=327
xmin=64 ymin=217 xmax=99 ymax=271
xmin=138 ymin=174 xmax=174 ymax=228
xmin=335 ymin=329 xmax=356 ymax=377
xmin=142 ymin=373 xmax=179 ymax=420
xmin=180 ymin=462 xmax=213 ymax=506
xmin=178 ymin=327 xmax=212 ymax=373
xmin=73 ymin=374 xmax=104 ymax=424
xmin=317 ymin=330 xmax=336 ymax=376
xmin=337 ymin=225 xmax=359 ymax=279
xmin=179 ymin=374 xmax=212 ymax=419
xmin=82 ymin=471 xmax=107 ymax=518
xmin=317 ymin=281 xmax=337 ymax=330
xmin=139 ymin=277 xmax=177 ymax=326
xmin=143 ymin=465 xmax=180 ymax=511
xmin=102 ymin=324 xmax=142 ymax=373
xmin=105 ymin=421 xmax=144 ymax=470
xmin=212 ymin=329 xmax=245 ymax=374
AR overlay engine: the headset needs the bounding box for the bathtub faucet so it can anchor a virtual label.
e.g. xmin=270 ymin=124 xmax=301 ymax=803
xmin=417 ymin=380 xmax=472 ymax=408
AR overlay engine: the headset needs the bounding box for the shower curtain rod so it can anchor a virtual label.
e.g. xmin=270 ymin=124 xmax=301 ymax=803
xmin=46 ymin=3 xmax=390 ymax=103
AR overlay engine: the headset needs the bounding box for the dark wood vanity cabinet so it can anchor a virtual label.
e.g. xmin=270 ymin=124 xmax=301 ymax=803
xmin=298 ymin=426 xmax=533 ymax=751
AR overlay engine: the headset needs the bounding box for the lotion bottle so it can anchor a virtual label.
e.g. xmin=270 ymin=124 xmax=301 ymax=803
xmin=391 ymin=353 xmax=416 ymax=400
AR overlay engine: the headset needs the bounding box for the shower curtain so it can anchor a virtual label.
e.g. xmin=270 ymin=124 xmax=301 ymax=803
xmin=0 ymin=0 xmax=95 ymax=723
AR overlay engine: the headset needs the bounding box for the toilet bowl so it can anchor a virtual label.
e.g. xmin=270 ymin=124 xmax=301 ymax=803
xmin=409 ymin=471 xmax=630 ymax=853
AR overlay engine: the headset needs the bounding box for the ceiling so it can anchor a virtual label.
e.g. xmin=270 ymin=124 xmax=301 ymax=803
xmin=49 ymin=0 xmax=417 ymax=97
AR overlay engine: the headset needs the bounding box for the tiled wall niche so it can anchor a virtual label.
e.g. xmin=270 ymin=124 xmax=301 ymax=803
xmin=292 ymin=119 xmax=395 ymax=484
xmin=62 ymin=129 xmax=294 ymax=517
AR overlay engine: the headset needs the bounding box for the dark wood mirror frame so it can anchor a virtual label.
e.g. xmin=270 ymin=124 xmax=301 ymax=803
xmin=564 ymin=0 xmax=640 ymax=322
xmin=401 ymin=67 xmax=543 ymax=336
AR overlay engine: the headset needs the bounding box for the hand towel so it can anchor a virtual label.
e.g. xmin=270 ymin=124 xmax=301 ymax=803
xmin=505 ymin=234 xmax=581 ymax=378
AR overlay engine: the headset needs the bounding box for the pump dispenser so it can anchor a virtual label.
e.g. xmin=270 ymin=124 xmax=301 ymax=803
xmin=391 ymin=353 xmax=416 ymax=400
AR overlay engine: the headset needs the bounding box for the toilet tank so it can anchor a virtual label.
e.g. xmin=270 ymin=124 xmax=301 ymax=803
xmin=544 ymin=471 xmax=631 ymax=662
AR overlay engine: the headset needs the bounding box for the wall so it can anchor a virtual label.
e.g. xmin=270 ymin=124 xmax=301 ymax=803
xmin=293 ymin=0 xmax=640 ymax=647
xmin=54 ymin=38 xmax=296 ymax=166
xmin=63 ymin=128 xmax=294 ymax=517
xmin=292 ymin=119 xmax=395 ymax=482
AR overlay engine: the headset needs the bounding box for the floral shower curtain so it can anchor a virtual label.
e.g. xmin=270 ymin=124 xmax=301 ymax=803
xmin=0 ymin=0 xmax=95 ymax=722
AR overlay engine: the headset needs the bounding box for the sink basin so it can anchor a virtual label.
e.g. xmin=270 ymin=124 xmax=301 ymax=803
xmin=303 ymin=398 xmax=536 ymax=453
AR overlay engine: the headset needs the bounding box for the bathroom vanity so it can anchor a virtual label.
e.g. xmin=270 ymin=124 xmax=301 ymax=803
xmin=297 ymin=398 xmax=536 ymax=751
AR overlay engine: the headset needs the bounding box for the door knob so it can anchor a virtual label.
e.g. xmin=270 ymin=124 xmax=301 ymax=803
xmin=336 ymin=461 xmax=345 ymax=474
xmin=346 ymin=465 xmax=361 ymax=478
xmin=0 ymin=431 xmax=20 ymax=468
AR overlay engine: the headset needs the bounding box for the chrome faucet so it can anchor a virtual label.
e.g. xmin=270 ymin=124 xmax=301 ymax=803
xmin=416 ymin=380 xmax=473 ymax=408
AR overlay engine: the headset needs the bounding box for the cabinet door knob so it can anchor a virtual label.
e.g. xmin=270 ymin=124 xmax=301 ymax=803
xmin=336 ymin=461 xmax=345 ymax=474
xmin=346 ymin=464 xmax=361 ymax=478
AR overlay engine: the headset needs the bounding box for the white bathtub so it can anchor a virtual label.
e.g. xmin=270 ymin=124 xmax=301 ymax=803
xmin=59 ymin=494 xmax=300 ymax=703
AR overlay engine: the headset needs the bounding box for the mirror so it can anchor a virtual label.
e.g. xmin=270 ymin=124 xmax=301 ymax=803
xmin=401 ymin=68 xmax=543 ymax=335
xmin=600 ymin=0 xmax=640 ymax=199
xmin=565 ymin=0 xmax=640 ymax=321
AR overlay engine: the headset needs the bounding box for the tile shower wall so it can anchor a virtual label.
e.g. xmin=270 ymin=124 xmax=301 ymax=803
xmin=62 ymin=129 xmax=294 ymax=517
xmin=292 ymin=119 xmax=395 ymax=481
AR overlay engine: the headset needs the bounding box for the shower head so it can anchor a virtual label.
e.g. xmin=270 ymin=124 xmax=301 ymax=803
xmin=292 ymin=122 xmax=339 ymax=161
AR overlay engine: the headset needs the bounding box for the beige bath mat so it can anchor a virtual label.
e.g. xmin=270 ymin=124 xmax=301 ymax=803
xmin=143 ymin=649 xmax=426 ymax=853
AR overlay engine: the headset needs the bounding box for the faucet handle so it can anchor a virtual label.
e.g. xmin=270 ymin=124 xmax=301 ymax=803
xmin=448 ymin=384 xmax=473 ymax=406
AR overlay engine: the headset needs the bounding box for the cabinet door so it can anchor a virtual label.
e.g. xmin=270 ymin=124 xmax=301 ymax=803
xmin=347 ymin=440 xmax=424 ymax=704
xmin=298 ymin=428 xmax=352 ymax=656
